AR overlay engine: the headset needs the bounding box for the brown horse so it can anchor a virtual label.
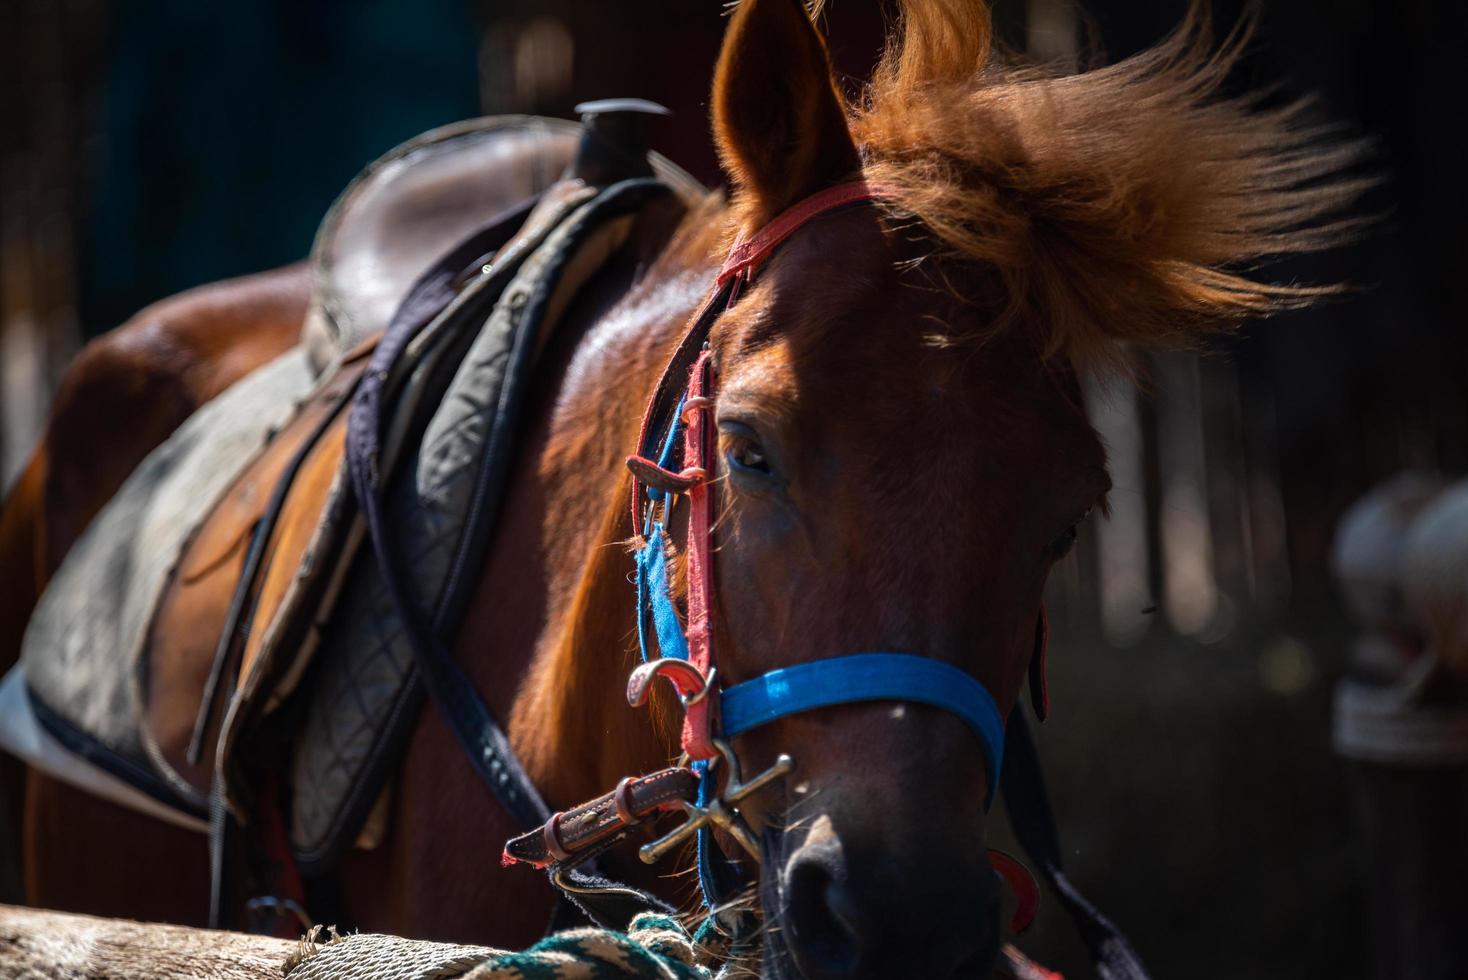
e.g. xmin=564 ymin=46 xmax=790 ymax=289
xmin=3 ymin=0 xmax=1362 ymax=975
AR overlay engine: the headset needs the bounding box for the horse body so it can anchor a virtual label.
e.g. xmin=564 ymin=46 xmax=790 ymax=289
xmin=4 ymin=0 xmax=1364 ymax=975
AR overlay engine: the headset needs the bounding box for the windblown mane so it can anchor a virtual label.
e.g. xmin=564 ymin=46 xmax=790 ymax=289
xmin=838 ymin=0 xmax=1369 ymax=371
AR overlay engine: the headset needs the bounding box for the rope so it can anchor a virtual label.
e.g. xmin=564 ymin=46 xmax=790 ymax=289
xmin=282 ymin=914 xmax=716 ymax=980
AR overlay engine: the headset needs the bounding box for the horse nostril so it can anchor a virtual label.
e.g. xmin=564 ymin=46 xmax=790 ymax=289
xmin=783 ymin=851 xmax=861 ymax=979
xmin=777 ymin=826 xmax=1001 ymax=979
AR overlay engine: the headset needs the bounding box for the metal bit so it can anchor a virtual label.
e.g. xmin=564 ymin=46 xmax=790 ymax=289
xmin=640 ymin=740 xmax=795 ymax=865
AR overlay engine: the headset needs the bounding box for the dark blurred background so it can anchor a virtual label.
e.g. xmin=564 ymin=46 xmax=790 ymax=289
xmin=1 ymin=1 xmax=1463 ymax=977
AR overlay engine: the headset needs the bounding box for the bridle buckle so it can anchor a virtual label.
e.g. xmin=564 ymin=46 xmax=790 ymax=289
xmin=626 ymin=657 xmax=716 ymax=709
xmin=639 ymin=739 xmax=794 ymax=866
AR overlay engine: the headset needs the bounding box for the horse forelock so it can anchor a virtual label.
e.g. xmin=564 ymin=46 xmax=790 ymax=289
xmin=840 ymin=0 xmax=1371 ymax=375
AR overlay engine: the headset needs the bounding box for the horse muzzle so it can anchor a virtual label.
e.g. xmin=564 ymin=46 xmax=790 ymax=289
xmin=762 ymin=813 xmax=1002 ymax=980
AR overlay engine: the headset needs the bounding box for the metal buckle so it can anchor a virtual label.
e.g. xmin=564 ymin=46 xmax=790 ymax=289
xmin=680 ymin=395 xmax=711 ymax=423
xmin=627 ymin=657 xmax=713 ymax=708
xmin=639 ymin=738 xmax=794 ymax=866
xmin=679 ymin=667 xmax=717 ymax=707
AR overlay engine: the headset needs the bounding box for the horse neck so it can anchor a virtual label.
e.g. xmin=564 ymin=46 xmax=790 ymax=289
xmin=508 ymin=192 xmax=730 ymax=809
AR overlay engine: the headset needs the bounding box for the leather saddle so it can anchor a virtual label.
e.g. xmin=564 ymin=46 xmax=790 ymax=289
xmin=13 ymin=111 xmax=705 ymax=875
xmin=301 ymin=115 xmax=584 ymax=374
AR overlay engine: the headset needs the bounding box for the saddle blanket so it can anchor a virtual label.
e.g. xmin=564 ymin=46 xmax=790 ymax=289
xmin=11 ymin=348 xmax=314 ymax=814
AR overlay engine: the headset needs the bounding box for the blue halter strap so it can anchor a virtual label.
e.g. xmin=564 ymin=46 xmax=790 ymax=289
xmin=720 ymin=653 xmax=1005 ymax=809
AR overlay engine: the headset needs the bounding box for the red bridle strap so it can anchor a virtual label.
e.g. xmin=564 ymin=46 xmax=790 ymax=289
xmin=680 ymin=350 xmax=718 ymax=759
xmin=627 ymin=180 xmax=885 ymax=532
xmin=717 ymin=181 xmax=885 ymax=289
xmin=625 ymin=180 xmax=889 ymax=761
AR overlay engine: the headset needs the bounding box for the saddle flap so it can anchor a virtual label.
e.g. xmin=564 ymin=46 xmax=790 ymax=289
xmin=143 ymin=352 xmax=368 ymax=799
xmin=286 ymin=177 xmax=694 ymax=871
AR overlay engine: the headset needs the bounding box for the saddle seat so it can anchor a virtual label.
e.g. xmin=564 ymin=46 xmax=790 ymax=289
xmin=6 ymin=114 xmax=705 ymax=872
xmin=302 ymin=114 xmax=652 ymax=374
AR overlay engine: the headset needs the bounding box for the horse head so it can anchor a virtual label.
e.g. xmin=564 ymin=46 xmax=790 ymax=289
xmin=690 ymin=5 xmax=1097 ymax=975
xmin=513 ymin=0 xmax=1362 ymax=975
xmin=660 ymin=0 xmax=1363 ymax=976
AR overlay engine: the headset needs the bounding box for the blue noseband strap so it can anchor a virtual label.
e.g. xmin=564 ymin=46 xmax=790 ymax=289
xmin=720 ymin=653 xmax=1005 ymax=810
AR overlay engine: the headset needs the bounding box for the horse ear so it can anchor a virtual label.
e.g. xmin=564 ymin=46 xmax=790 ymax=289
xmin=712 ymin=0 xmax=861 ymax=222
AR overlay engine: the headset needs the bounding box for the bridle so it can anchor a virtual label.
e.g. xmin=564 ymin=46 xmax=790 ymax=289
xmin=627 ymin=180 xmax=1009 ymax=792
xmin=507 ymin=181 xmax=1047 ymax=926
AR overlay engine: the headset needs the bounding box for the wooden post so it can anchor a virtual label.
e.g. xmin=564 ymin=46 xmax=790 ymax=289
xmin=0 ymin=905 xmax=296 ymax=980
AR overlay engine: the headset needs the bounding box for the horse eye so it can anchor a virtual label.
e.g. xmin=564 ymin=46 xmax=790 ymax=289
xmin=1049 ymin=508 xmax=1092 ymax=558
xmin=726 ymin=437 xmax=771 ymax=476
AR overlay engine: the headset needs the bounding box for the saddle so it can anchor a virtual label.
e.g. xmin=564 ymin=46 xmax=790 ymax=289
xmin=10 ymin=111 xmax=705 ymax=878
xmin=302 ymin=115 xmax=583 ymax=374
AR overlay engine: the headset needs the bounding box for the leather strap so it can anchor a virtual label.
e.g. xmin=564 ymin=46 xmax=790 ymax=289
xmin=1002 ymin=712 xmax=1152 ymax=979
xmin=717 ymin=181 xmax=885 ymax=287
xmin=627 ymin=298 xmax=725 ymax=529
xmin=1029 ymin=606 xmax=1050 ymax=722
xmin=502 ymin=767 xmax=700 ymax=867
xmin=679 ymin=353 xmax=718 ymax=760
xmin=346 ymin=194 xmax=563 ymax=833
xmin=187 ymin=360 xmax=367 ymax=767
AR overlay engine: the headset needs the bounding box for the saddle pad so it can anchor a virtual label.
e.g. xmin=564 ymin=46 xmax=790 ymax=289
xmin=192 ymin=184 xmax=598 ymax=848
xmin=0 ymin=666 xmax=208 ymax=832
xmin=20 ymin=348 xmax=314 ymax=811
xmin=287 ymin=184 xmax=658 ymax=870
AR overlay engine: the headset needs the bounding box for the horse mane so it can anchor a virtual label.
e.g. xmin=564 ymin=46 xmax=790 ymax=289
xmin=839 ymin=0 xmax=1371 ymax=372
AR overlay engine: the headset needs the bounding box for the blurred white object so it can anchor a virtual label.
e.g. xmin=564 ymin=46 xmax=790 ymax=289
xmin=1331 ymin=471 xmax=1443 ymax=637
xmin=1400 ymin=480 xmax=1468 ymax=678
xmin=1332 ymin=473 xmax=1468 ymax=765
